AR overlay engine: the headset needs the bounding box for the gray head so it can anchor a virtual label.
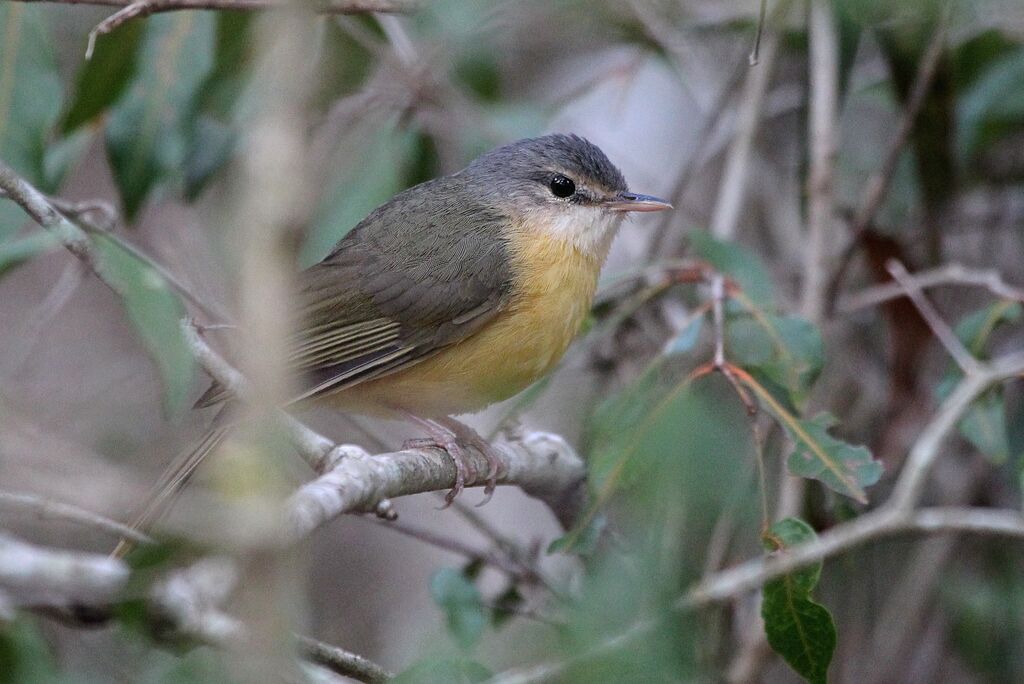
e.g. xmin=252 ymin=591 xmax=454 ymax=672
xmin=461 ymin=133 xmax=671 ymax=257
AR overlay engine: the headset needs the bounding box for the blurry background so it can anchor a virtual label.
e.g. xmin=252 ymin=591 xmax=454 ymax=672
xmin=1 ymin=0 xmax=1024 ymax=681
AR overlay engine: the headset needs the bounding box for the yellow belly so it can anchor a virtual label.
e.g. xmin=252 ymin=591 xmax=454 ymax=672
xmin=329 ymin=231 xmax=601 ymax=418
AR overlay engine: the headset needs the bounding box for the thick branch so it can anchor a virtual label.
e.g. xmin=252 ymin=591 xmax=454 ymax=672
xmin=0 ymin=533 xmax=128 ymax=606
xmin=288 ymin=431 xmax=586 ymax=539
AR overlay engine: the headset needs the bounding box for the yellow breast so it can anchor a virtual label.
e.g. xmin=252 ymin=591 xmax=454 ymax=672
xmin=340 ymin=224 xmax=602 ymax=418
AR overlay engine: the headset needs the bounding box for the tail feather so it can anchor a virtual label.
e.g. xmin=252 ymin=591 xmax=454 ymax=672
xmin=111 ymin=426 xmax=230 ymax=559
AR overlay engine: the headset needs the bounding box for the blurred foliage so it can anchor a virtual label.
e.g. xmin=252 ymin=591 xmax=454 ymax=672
xmin=0 ymin=0 xmax=1022 ymax=682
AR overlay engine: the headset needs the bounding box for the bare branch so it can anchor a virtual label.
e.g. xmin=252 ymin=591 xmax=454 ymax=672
xmin=296 ymin=634 xmax=394 ymax=683
xmin=838 ymin=262 xmax=1024 ymax=312
xmin=0 ymin=533 xmax=128 ymax=606
xmin=802 ymin=0 xmax=840 ymax=323
xmin=0 ymin=177 xmax=226 ymax=323
xmin=288 ymin=430 xmax=586 ymax=539
xmin=886 ymin=259 xmax=980 ymax=375
xmin=0 ymin=491 xmax=153 ymax=545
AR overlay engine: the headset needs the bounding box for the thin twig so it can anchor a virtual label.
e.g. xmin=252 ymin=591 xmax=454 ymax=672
xmin=0 ymin=179 xmax=226 ymax=323
xmin=0 ymin=491 xmax=153 ymax=545
xmin=296 ymin=634 xmax=394 ymax=684
xmin=803 ymin=0 xmax=840 ymax=323
xmin=749 ymin=0 xmax=769 ymax=65
xmin=886 ymin=259 xmax=980 ymax=375
xmin=825 ymin=6 xmax=951 ymax=313
xmin=838 ymin=262 xmax=1024 ymax=312
xmin=369 ymin=518 xmax=544 ymax=585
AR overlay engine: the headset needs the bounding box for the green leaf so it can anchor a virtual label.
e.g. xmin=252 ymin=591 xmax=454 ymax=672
xmin=687 ymin=229 xmax=775 ymax=307
xmin=738 ymin=369 xmax=882 ymax=503
xmin=548 ymin=513 xmax=606 ymax=557
xmin=0 ymin=232 xmax=57 ymax=278
xmin=490 ymin=585 xmax=524 ymax=628
xmin=0 ymin=618 xmax=60 ymax=684
xmin=393 ymin=658 xmax=492 ymax=684
xmin=300 ymin=123 xmax=419 ymax=266
xmin=0 ymin=4 xmax=63 ymax=241
xmin=959 ymin=389 xmax=1010 ymax=464
xmin=785 ymin=413 xmax=883 ymax=504
xmin=94 ymin=235 xmax=195 ymax=416
xmin=954 ymin=300 xmax=1022 ymax=357
xmin=761 ymin=518 xmax=836 ymax=684
xmin=62 ymin=21 xmax=145 ymax=133
xmin=727 ymin=312 xmax=824 ymax=407
xmin=430 ymin=568 xmax=486 ymax=650
xmin=105 ymin=13 xmax=215 ymax=219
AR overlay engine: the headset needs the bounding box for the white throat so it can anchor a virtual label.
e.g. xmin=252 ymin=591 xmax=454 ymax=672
xmin=536 ymin=205 xmax=624 ymax=261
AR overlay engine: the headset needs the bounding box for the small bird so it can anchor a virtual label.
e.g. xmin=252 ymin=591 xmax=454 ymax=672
xmin=116 ymin=133 xmax=670 ymax=555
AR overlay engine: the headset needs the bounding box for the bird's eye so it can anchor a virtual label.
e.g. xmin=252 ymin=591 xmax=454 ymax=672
xmin=549 ymin=174 xmax=576 ymax=198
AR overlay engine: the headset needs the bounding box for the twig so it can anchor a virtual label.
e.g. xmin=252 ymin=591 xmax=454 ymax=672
xmin=803 ymin=0 xmax=840 ymax=323
xmin=838 ymin=262 xmax=1024 ymax=312
xmin=885 ymin=259 xmax=980 ymax=375
xmin=24 ymin=0 xmax=420 ymax=59
xmin=487 ymin=506 xmax=1024 ymax=684
xmin=296 ymin=634 xmax=394 ymax=683
xmin=709 ymin=31 xmax=779 ymax=241
xmin=369 ymin=518 xmax=545 ymax=585
xmin=0 ymin=491 xmax=153 ymax=545
xmin=825 ymin=7 xmax=950 ymax=313
xmin=0 ymin=179 xmax=226 ymax=323
xmin=749 ymin=0 xmax=769 ymax=65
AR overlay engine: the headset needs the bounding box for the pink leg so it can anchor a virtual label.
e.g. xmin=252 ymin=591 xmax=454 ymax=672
xmin=402 ymin=415 xmax=476 ymax=506
xmin=435 ymin=416 xmax=502 ymax=506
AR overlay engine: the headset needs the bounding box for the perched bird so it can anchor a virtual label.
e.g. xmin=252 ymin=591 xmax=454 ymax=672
xmin=116 ymin=133 xmax=670 ymax=555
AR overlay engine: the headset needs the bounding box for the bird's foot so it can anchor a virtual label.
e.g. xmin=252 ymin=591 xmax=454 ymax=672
xmin=402 ymin=421 xmax=475 ymax=506
xmin=436 ymin=417 xmax=503 ymax=506
xmin=401 ymin=415 xmax=503 ymax=506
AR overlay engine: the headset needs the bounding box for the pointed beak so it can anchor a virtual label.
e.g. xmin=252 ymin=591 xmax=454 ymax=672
xmin=602 ymin=192 xmax=673 ymax=213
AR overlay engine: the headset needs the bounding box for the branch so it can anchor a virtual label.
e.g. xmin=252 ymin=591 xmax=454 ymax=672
xmin=486 ymin=506 xmax=1024 ymax=684
xmin=288 ymin=430 xmax=586 ymax=540
xmin=296 ymin=634 xmax=394 ymax=683
xmin=0 ymin=533 xmax=128 ymax=606
xmin=0 ymin=175 xmax=225 ymax=323
xmin=0 ymin=491 xmax=153 ymax=545
xmin=838 ymin=262 xmax=1024 ymax=312
xmin=885 ymin=259 xmax=980 ymax=375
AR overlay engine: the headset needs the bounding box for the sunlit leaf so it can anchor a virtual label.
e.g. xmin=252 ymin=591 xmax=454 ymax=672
xmin=62 ymin=21 xmax=145 ymax=133
xmin=430 ymin=568 xmax=486 ymax=650
xmin=105 ymin=13 xmax=215 ymax=219
xmin=762 ymin=517 xmax=836 ymax=684
xmin=94 ymin=235 xmax=195 ymax=416
xmin=0 ymin=4 xmax=62 ymax=241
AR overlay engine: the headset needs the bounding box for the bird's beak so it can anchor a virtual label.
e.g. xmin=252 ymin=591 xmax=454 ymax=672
xmin=603 ymin=192 xmax=673 ymax=213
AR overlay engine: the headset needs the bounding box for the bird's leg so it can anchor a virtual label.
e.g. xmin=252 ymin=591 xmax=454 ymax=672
xmin=401 ymin=415 xmax=476 ymax=506
xmin=434 ymin=416 xmax=503 ymax=506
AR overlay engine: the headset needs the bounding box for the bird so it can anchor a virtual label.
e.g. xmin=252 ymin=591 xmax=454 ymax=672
xmin=114 ymin=133 xmax=670 ymax=556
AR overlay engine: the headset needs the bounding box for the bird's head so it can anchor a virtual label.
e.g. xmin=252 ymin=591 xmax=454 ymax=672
xmin=464 ymin=133 xmax=672 ymax=259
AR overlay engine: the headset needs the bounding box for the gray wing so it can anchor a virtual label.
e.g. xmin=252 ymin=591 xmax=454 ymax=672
xmin=197 ymin=175 xmax=515 ymax=408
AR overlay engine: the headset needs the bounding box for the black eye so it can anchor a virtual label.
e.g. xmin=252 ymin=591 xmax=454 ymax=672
xmin=549 ymin=174 xmax=575 ymax=198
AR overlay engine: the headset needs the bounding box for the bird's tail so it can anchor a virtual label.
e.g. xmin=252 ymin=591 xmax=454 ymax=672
xmin=111 ymin=425 xmax=230 ymax=559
